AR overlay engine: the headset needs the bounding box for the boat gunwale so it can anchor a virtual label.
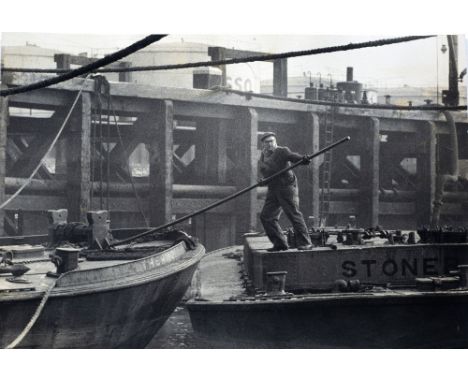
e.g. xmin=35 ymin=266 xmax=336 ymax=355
xmin=248 ymin=242 xmax=468 ymax=255
xmin=186 ymin=287 xmax=468 ymax=310
xmin=0 ymin=242 xmax=205 ymax=301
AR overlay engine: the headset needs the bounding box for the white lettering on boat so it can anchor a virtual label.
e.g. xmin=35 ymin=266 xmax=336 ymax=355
xmin=341 ymin=257 xmax=456 ymax=278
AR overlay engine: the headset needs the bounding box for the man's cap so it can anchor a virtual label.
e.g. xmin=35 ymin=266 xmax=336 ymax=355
xmin=260 ymin=132 xmax=277 ymax=142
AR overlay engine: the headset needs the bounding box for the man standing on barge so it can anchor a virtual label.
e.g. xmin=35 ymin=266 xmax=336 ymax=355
xmin=258 ymin=132 xmax=313 ymax=252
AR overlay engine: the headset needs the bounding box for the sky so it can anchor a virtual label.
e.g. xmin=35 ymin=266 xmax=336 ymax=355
xmin=2 ymin=32 xmax=466 ymax=88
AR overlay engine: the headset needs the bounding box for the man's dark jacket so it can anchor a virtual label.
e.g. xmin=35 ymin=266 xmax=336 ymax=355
xmin=259 ymin=146 xmax=303 ymax=187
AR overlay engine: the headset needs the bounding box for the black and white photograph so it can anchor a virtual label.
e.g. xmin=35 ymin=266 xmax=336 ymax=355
xmin=1 ymin=1 xmax=468 ymax=380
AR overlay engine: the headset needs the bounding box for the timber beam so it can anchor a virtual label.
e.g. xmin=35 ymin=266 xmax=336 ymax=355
xmin=148 ymin=100 xmax=174 ymax=226
xmin=7 ymin=75 xmax=467 ymax=124
xmin=0 ymin=90 xmax=8 ymax=234
xmin=233 ymin=107 xmax=259 ymax=238
xmin=301 ymin=111 xmax=320 ymax=226
xmin=416 ymin=121 xmax=436 ymax=226
xmin=66 ymin=93 xmax=91 ymax=222
xmin=359 ymin=117 xmax=380 ymax=227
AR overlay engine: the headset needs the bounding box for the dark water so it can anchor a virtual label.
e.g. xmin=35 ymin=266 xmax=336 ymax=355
xmin=147 ymin=305 xmax=209 ymax=349
xmin=147 ymin=305 xmax=278 ymax=349
xmin=147 ymin=305 xmax=468 ymax=349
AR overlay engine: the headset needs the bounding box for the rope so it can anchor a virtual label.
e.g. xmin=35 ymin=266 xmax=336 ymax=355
xmin=0 ymin=34 xmax=167 ymax=97
xmin=2 ymin=35 xmax=434 ymax=75
xmin=0 ymin=75 xmax=90 ymax=210
xmin=5 ymin=274 xmax=63 ymax=349
xmin=212 ymin=86 xmax=468 ymax=111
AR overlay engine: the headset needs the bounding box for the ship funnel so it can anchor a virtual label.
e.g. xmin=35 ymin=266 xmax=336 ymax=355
xmin=346 ymin=67 xmax=353 ymax=82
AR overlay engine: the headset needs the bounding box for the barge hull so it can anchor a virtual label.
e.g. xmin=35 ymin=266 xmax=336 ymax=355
xmin=0 ymin=258 xmax=200 ymax=348
xmin=188 ymin=293 xmax=468 ymax=348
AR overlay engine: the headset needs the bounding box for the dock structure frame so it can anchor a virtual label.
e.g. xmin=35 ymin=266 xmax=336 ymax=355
xmin=1 ymin=73 xmax=468 ymax=250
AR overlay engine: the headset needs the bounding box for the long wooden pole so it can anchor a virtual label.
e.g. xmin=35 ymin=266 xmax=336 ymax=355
xmin=112 ymin=136 xmax=351 ymax=246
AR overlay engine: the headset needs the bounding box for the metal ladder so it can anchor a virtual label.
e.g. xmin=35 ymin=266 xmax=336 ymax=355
xmin=320 ymin=105 xmax=335 ymax=226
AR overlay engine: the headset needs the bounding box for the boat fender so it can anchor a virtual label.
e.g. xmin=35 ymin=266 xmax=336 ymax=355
xmin=348 ymin=279 xmax=361 ymax=292
xmin=334 ymin=279 xmax=348 ymax=292
xmin=334 ymin=279 xmax=361 ymax=292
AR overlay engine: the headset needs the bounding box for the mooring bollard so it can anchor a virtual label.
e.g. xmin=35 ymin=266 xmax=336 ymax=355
xmin=50 ymin=247 xmax=81 ymax=274
xmin=265 ymin=271 xmax=287 ymax=295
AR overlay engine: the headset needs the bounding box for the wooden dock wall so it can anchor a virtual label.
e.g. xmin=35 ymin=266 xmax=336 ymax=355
xmin=1 ymin=74 xmax=468 ymax=250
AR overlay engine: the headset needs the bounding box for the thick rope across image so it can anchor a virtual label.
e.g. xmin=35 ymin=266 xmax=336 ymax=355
xmin=0 ymin=34 xmax=167 ymax=97
xmin=2 ymin=35 xmax=433 ymax=75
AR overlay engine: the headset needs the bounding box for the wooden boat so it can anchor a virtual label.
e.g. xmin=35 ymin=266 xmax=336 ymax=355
xmin=187 ymin=227 xmax=468 ymax=348
xmin=0 ymin=209 xmax=205 ymax=348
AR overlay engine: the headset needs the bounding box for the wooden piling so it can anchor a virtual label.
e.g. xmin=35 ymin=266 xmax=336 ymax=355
xmin=233 ymin=107 xmax=258 ymax=239
xmin=67 ymin=92 xmax=91 ymax=222
xmin=54 ymin=54 xmax=71 ymax=179
xmin=359 ymin=117 xmax=380 ymax=228
xmin=0 ymin=91 xmax=9 ymax=234
xmin=148 ymin=100 xmax=174 ymax=226
xmin=301 ymin=111 xmax=320 ymax=227
xmin=416 ymin=121 xmax=436 ymax=226
xmin=273 ymin=59 xmax=288 ymax=97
